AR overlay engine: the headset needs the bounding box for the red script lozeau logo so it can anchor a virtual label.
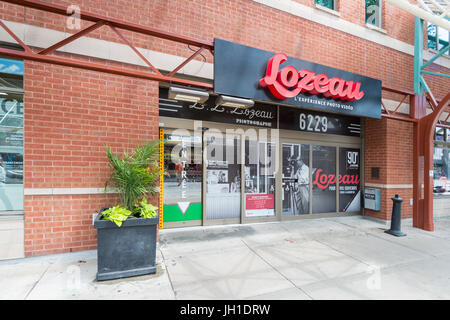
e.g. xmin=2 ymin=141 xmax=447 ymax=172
xmin=313 ymin=169 xmax=360 ymax=190
xmin=259 ymin=53 xmax=365 ymax=101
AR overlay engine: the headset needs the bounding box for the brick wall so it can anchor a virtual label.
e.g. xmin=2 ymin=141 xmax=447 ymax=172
xmin=23 ymin=60 xmax=159 ymax=256
xmin=364 ymin=118 xmax=414 ymax=220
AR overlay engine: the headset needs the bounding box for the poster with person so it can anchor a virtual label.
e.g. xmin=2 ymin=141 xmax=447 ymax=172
xmin=282 ymin=143 xmax=310 ymax=215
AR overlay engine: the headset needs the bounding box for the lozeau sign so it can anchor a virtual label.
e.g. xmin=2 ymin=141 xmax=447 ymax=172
xmin=260 ymin=53 xmax=364 ymax=101
xmin=214 ymin=39 xmax=382 ymax=119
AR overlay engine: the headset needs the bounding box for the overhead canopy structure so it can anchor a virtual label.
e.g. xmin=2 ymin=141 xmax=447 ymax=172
xmin=385 ymin=0 xmax=450 ymax=30
xmin=386 ymin=0 xmax=450 ymax=232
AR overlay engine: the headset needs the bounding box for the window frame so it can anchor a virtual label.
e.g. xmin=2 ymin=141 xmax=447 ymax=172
xmin=0 ymin=64 xmax=25 ymax=212
xmin=365 ymin=0 xmax=383 ymax=29
xmin=315 ymin=0 xmax=337 ymax=11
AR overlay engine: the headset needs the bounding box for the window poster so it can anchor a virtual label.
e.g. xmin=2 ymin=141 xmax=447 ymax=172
xmin=339 ymin=148 xmax=361 ymax=212
xmin=282 ymin=143 xmax=310 ymax=216
xmin=312 ymin=145 xmax=337 ymax=213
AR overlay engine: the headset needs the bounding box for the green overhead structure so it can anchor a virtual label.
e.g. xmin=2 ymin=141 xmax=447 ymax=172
xmin=414 ymin=16 xmax=450 ymax=95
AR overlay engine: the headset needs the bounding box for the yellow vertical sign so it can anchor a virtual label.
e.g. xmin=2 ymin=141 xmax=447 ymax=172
xmin=159 ymin=128 xmax=164 ymax=229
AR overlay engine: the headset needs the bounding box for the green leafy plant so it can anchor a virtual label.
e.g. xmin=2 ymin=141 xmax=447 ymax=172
xmin=101 ymin=206 xmax=132 ymax=227
xmin=134 ymin=197 xmax=158 ymax=219
xmin=105 ymin=141 xmax=161 ymax=211
xmin=102 ymin=141 xmax=162 ymax=227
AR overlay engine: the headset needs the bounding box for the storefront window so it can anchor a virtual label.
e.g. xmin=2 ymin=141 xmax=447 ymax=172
xmin=312 ymin=145 xmax=336 ymax=214
xmin=433 ymin=146 xmax=450 ymax=195
xmin=365 ymin=0 xmax=382 ymax=28
xmin=244 ymin=140 xmax=276 ymax=218
xmin=282 ymin=143 xmax=310 ymax=216
xmin=0 ymin=58 xmax=24 ymax=211
xmin=434 ymin=126 xmax=450 ymax=195
xmin=163 ymin=132 xmax=202 ymax=223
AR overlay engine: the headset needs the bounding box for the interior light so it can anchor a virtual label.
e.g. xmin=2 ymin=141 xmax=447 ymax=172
xmin=168 ymin=86 xmax=209 ymax=104
xmin=215 ymin=95 xmax=254 ymax=109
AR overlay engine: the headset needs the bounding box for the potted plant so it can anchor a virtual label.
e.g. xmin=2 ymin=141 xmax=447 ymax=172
xmin=94 ymin=141 xmax=161 ymax=281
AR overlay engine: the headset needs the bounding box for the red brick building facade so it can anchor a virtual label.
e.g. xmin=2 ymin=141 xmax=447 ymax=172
xmin=0 ymin=0 xmax=449 ymax=258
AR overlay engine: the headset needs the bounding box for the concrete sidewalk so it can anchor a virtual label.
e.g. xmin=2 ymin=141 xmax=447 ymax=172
xmin=1 ymin=215 xmax=450 ymax=300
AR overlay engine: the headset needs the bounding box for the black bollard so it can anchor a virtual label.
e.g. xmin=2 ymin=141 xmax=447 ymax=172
xmin=385 ymin=194 xmax=406 ymax=237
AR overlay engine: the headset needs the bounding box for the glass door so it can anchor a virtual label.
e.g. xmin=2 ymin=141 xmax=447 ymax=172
xmin=204 ymin=133 xmax=241 ymax=224
xmin=162 ymin=130 xmax=203 ymax=227
xmin=312 ymin=145 xmax=337 ymax=214
xmin=243 ymin=139 xmax=277 ymax=220
xmin=281 ymin=143 xmax=311 ymax=216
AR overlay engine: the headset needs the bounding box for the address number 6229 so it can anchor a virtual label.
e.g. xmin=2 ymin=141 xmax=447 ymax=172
xmin=299 ymin=113 xmax=328 ymax=133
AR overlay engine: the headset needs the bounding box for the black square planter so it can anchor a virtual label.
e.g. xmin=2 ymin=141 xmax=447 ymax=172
xmin=94 ymin=209 xmax=158 ymax=281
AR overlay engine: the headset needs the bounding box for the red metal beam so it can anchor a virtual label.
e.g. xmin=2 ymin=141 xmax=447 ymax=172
xmin=381 ymin=101 xmax=390 ymax=115
xmin=444 ymin=112 xmax=450 ymax=124
xmin=0 ymin=20 xmax=32 ymax=53
xmin=1 ymin=0 xmax=214 ymax=50
xmin=382 ymin=85 xmax=415 ymax=96
xmin=0 ymin=46 xmax=213 ymax=90
xmin=382 ymin=113 xmax=418 ymax=123
xmin=109 ymin=24 xmax=162 ymax=76
xmin=167 ymin=47 xmax=205 ymax=77
xmin=38 ymin=20 xmax=106 ymax=55
xmin=381 ymin=86 xmax=418 ymax=121
xmin=392 ymin=94 xmax=409 ymax=115
xmin=426 ymin=91 xmax=438 ymax=110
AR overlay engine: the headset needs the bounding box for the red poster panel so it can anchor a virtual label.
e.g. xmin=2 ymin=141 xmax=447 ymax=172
xmin=246 ymin=194 xmax=275 ymax=217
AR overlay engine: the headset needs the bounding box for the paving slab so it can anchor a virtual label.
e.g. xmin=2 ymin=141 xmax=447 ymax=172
xmin=26 ymin=250 xmax=174 ymax=300
xmin=244 ymin=287 xmax=311 ymax=300
xmin=327 ymin=216 xmax=389 ymax=229
xmin=251 ymin=239 xmax=369 ymax=287
xmin=318 ymin=232 xmax=430 ymax=268
xmin=159 ymin=226 xmax=249 ymax=259
xmin=279 ymin=217 xmax=364 ymax=241
xmin=365 ymin=226 xmax=450 ymax=257
xmin=238 ymin=222 xmax=293 ymax=248
xmin=0 ymin=261 xmax=48 ymax=299
xmin=431 ymin=217 xmax=450 ymax=239
xmin=300 ymin=268 xmax=439 ymax=300
xmin=166 ymin=246 xmax=294 ymax=299
xmin=381 ymin=253 xmax=450 ymax=299
xmin=173 ymin=275 xmax=295 ymax=300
